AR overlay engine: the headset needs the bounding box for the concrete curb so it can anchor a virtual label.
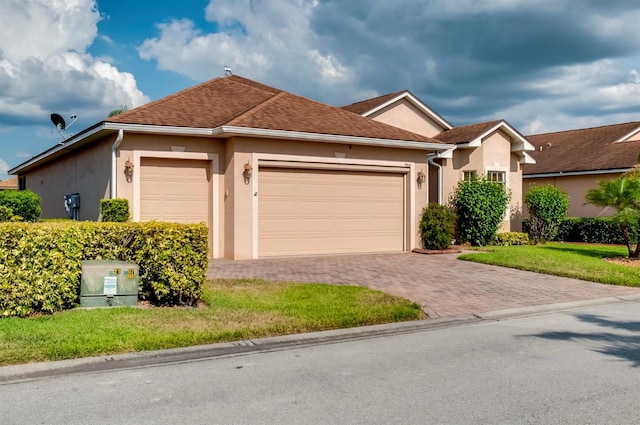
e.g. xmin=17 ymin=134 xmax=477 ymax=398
xmin=2 ymin=295 xmax=639 ymax=384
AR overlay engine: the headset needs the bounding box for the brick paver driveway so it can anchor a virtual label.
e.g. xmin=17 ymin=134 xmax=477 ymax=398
xmin=207 ymin=252 xmax=640 ymax=318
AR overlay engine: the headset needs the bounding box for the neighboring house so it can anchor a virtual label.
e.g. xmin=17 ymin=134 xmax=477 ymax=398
xmin=523 ymin=122 xmax=640 ymax=217
xmin=10 ymin=75 xmax=455 ymax=259
xmin=0 ymin=176 xmax=18 ymax=191
xmin=343 ymin=91 xmax=536 ymax=231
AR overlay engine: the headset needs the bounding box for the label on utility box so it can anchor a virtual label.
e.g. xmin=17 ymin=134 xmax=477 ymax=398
xmin=104 ymin=276 xmax=118 ymax=295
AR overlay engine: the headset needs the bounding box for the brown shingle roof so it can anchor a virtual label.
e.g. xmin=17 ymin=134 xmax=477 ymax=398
xmin=523 ymin=122 xmax=640 ymax=175
xmin=434 ymin=120 xmax=503 ymax=144
xmin=340 ymin=91 xmax=405 ymax=115
xmin=0 ymin=176 xmax=18 ymax=189
xmin=108 ymin=75 xmax=440 ymax=143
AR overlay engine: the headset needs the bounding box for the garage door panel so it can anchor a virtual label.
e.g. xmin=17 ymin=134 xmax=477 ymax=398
xmin=259 ymin=167 xmax=404 ymax=257
xmin=140 ymin=158 xmax=210 ymax=225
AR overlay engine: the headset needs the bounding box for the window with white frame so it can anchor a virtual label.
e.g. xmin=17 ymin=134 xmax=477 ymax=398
xmin=463 ymin=170 xmax=477 ymax=181
xmin=488 ymin=170 xmax=506 ymax=185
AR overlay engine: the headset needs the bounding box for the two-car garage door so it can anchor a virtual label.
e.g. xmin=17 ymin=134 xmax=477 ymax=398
xmin=258 ymin=167 xmax=405 ymax=257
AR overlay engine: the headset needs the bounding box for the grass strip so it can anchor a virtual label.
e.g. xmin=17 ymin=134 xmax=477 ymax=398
xmin=0 ymin=279 xmax=422 ymax=366
xmin=459 ymin=242 xmax=640 ymax=286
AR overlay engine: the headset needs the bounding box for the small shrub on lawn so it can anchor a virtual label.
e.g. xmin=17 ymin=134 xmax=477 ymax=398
xmin=100 ymin=198 xmax=130 ymax=222
xmin=492 ymin=232 xmax=529 ymax=246
xmin=0 ymin=221 xmax=208 ymax=317
xmin=449 ymin=176 xmax=511 ymax=246
xmin=524 ymin=184 xmax=568 ymax=243
xmin=419 ymin=203 xmax=456 ymax=250
xmin=0 ymin=190 xmax=41 ymax=222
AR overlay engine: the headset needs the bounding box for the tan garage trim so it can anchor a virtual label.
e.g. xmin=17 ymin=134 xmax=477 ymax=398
xmin=258 ymin=167 xmax=405 ymax=257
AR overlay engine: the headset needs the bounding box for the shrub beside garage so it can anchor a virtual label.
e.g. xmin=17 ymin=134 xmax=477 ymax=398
xmin=0 ymin=222 xmax=208 ymax=317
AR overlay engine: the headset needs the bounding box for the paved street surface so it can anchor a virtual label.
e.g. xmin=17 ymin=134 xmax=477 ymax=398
xmin=3 ymin=300 xmax=640 ymax=424
xmin=209 ymin=252 xmax=640 ymax=318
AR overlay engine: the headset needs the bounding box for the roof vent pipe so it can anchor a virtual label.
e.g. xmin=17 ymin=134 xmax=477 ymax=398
xmin=427 ymin=153 xmax=443 ymax=204
xmin=111 ymin=129 xmax=124 ymax=199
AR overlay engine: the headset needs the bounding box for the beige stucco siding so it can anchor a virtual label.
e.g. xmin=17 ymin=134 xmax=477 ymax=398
xmin=23 ymin=137 xmax=112 ymax=220
xmin=523 ymin=173 xmax=622 ymax=217
xmin=367 ymin=98 xmax=447 ymax=138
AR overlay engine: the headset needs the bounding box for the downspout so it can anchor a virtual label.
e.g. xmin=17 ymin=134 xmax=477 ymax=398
xmin=111 ymin=129 xmax=124 ymax=199
xmin=427 ymin=152 xmax=443 ymax=204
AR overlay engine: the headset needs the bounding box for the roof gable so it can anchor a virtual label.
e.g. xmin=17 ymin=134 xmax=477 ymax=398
xmin=524 ymin=122 xmax=640 ymax=175
xmin=434 ymin=120 xmax=535 ymax=164
xmin=341 ymin=91 xmax=453 ymax=130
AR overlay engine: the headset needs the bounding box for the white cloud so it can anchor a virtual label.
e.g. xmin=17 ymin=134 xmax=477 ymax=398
xmin=138 ymin=0 xmax=364 ymax=103
xmin=0 ymin=0 xmax=148 ymax=126
xmin=0 ymin=158 xmax=9 ymax=174
xmin=137 ymin=0 xmax=640 ymax=133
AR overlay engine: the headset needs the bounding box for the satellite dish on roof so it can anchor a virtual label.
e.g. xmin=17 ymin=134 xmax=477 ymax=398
xmin=51 ymin=113 xmax=66 ymax=130
xmin=50 ymin=113 xmax=78 ymax=141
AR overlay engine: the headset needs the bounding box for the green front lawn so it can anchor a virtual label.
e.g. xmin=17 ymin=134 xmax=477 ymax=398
xmin=0 ymin=279 xmax=422 ymax=366
xmin=459 ymin=242 xmax=640 ymax=286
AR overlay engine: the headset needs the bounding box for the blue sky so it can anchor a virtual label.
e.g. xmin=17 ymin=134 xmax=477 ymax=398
xmin=1 ymin=0 xmax=640 ymax=180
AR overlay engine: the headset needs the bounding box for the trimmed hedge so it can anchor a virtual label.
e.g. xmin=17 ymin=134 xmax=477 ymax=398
xmin=492 ymin=232 xmax=530 ymax=246
xmin=100 ymin=198 xmax=130 ymax=222
xmin=523 ymin=217 xmax=639 ymax=245
xmin=0 ymin=222 xmax=208 ymax=317
xmin=0 ymin=190 xmax=41 ymax=222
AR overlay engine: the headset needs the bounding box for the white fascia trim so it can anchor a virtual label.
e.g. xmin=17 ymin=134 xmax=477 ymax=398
xmin=519 ymin=152 xmax=536 ymax=165
xmin=213 ymin=126 xmax=453 ymax=151
xmin=456 ymin=140 xmax=481 ymax=149
xmin=103 ymin=122 xmax=215 ymax=136
xmin=9 ymin=124 xmax=106 ymax=174
xmin=523 ymin=168 xmax=630 ymax=178
xmin=613 ymin=125 xmax=640 ymax=143
xmin=360 ymin=92 xmax=453 ymax=130
xmin=435 ymin=148 xmax=455 ymax=159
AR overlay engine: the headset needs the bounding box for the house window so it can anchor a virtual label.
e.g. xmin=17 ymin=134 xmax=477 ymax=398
xmin=463 ymin=171 xmax=477 ymax=181
xmin=488 ymin=170 xmax=506 ymax=185
xmin=18 ymin=176 xmax=26 ymax=191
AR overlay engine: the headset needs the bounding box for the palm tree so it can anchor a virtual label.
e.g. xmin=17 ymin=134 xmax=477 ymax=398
xmin=585 ymin=175 xmax=640 ymax=257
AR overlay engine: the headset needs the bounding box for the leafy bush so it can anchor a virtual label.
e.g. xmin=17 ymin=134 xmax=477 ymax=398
xmin=492 ymin=232 xmax=530 ymax=246
xmin=0 ymin=190 xmax=41 ymax=222
xmin=100 ymin=198 xmax=130 ymax=222
xmin=0 ymin=205 xmax=13 ymax=222
xmin=0 ymin=222 xmax=208 ymax=317
xmin=449 ymin=176 xmax=511 ymax=246
xmin=419 ymin=203 xmax=456 ymax=250
xmin=524 ymin=185 xmax=569 ymax=243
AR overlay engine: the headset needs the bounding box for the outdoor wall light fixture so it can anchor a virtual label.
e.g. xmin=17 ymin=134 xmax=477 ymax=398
xmin=124 ymin=159 xmax=134 ymax=183
xmin=416 ymin=169 xmax=426 ymax=189
xmin=243 ymin=162 xmax=253 ymax=184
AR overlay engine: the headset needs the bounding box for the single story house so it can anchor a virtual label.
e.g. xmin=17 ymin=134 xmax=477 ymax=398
xmin=523 ymin=122 xmax=640 ymax=217
xmin=10 ymin=75 xmax=534 ymax=258
xmin=342 ymin=91 xmax=536 ymax=231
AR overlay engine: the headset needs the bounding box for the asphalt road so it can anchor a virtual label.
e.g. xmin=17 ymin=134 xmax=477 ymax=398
xmin=2 ymin=300 xmax=640 ymax=424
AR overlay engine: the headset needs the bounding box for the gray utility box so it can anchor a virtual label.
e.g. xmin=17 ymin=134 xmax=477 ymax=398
xmin=80 ymin=260 xmax=139 ymax=307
